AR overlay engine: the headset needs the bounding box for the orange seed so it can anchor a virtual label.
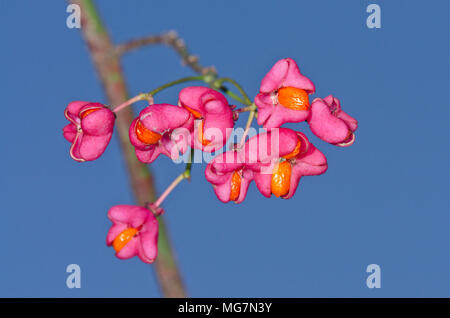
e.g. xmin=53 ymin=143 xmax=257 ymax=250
xmin=112 ymin=227 xmax=138 ymax=252
xmin=271 ymin=161 xmax=292 ymax=198
xmin=135 ymin=120 xmax=162 ymax=145
xmin=229 ymin=171 xmax=242 ymax=202
xmin=283 ymin=139 xmax=302 ymax=160
xmin=277 ymin=87 xmax=310 ymax=111
xmin=183 ymin=105 xmax=203 ymax=119
xmin=198 ymin=121 xmax=211 ymax=146
xmin=80 ymin=108 xmax=99 ymax=119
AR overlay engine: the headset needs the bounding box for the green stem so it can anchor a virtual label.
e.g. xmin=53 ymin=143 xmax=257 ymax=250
xmin=239 ymin=109 xmax=257 ymax=147
xmin=154 ymin=148 xmax=194 ymax=208
xmin=113 ymin=75 xmax=254 ymax=114
xmin=147 ymin=75 xmax=206 ymax=97
xmin=214 ymin=77 xmax=252 ymax=105
xmin=217 ymin=86 xmax=247 ymax=105
xmin=112 ymin=76 xmax=205 ymax=113
xmin=235 ymin=103 xmax=257 ymax=113
xmin=184 ymin=147 xmax=195 ymax=179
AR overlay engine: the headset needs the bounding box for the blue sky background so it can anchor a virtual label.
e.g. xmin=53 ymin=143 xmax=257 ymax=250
xmin=1 ymin=0 xmax=449 ymax=297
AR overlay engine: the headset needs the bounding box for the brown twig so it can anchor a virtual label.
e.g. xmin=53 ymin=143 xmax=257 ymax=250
xmin=116 ymin=32 xmax=256 ymax=107
xmin=71 ymin=0 xmax=186 ymax=297
xmin=115 ymin=30 xmax=217 ymax=76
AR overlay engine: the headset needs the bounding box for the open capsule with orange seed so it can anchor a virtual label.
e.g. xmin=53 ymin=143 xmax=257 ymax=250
xmin=63 ymin=101 xmax=116 ymax=162
xmin=254 ymin=58 xmax=316 ymax=129
xmin=205 ymin=150 xmax=254 ymax=204
xmin=129 ymin=104 xmax=194 ymax=164
xmin=179 ymin=86 xmax=234 ymax=153
xmin=181 ymin=104 xmax=212 ymax=146
xmin=246 ymin=128 xmax=328 ymax=200
xmin=106 ymin=205 xmax=159 ymax=264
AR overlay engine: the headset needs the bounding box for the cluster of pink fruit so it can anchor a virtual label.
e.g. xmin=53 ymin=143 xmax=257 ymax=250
xmin=63 ymin=58 xmax=357 ymax=263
